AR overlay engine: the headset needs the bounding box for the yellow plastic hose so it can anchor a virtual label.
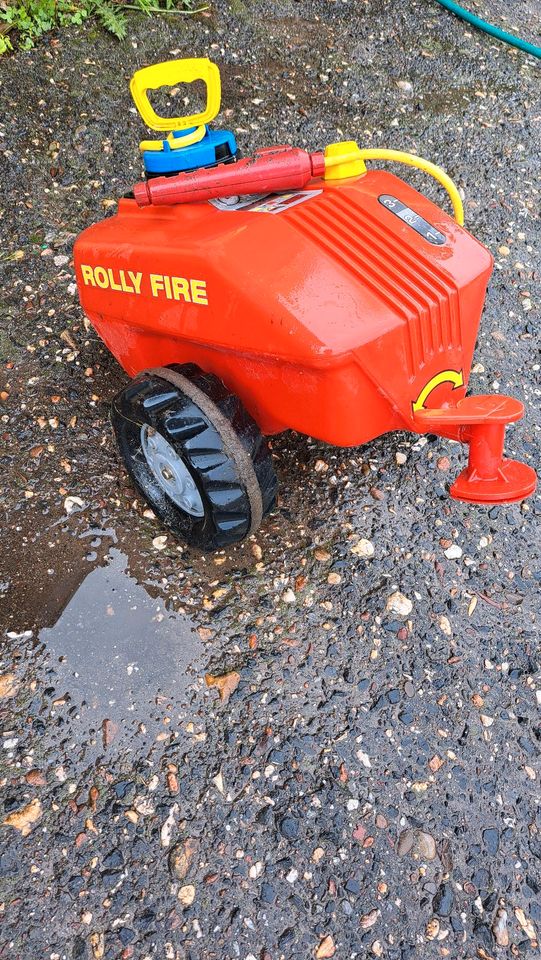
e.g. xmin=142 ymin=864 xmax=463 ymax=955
xmin=324 ymin=147 xmax=465 ymax=226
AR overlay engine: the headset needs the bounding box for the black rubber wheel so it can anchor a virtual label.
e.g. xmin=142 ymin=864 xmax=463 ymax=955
xmin=111 ymin=364 xmax=277 ymax=549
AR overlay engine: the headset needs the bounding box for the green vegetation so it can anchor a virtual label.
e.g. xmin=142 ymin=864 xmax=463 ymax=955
xmin=0 ymin=0 xmax=207 ymax=52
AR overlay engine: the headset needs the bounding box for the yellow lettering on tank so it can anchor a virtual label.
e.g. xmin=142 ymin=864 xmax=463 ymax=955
xmin=107 ymin=268 xmax=122 ymax=292
xmin=172 ymin=276 xmax=191 ymax=302
xmin=93 ymin=266 xmax=109 ymax=289
xmin=79 ymin=267 xmax=208 ymax=305
xmin=128 ymin=271 xmax=143 ymax=294
xmin=150 ymin=274 xmax=165 ymax=297
xmin=80 ymin=264 xmax=96 ymax=286
xmin=190 ymin=279 xmax=208 ymax=306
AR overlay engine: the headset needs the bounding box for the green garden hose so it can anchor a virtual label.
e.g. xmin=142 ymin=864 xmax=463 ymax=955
xmin=433 ymin=0 xmax=541 ymax=59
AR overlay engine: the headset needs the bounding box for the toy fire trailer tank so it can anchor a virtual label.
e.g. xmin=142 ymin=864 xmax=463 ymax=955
xmin=74 ymin=58 xmax=537 ymax=549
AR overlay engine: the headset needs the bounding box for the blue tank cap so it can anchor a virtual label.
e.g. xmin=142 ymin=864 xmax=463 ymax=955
xmin=143 ymin=126 xmax=237 ymax=176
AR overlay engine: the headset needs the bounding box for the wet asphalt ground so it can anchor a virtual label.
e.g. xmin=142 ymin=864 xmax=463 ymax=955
xmin=1 ymin=0 xmax=540 ymax=957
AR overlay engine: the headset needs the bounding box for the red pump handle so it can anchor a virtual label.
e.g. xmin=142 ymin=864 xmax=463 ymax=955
xmin=133 ymin=146 xmax=326 ymax=207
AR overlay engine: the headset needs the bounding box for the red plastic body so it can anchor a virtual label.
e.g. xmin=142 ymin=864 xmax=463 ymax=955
xmin=74 ymin=164 xmax=537 ymax=503
xmin=134 ymin=146 xmax=326 ymax=207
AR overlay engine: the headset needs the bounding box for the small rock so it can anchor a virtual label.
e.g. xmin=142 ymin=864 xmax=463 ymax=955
xmin=312 ymin=847 xmax=325 ymax=863
xmin=64 ymin=495 xmax=84 ymax=514
xmin=280 ymin=817 xmax=299 ymax=840
xmin=360 ymin=909 xmax=379 ymax=931
xmin=395 ymin=451 xmax=407 ymax=465
xmin=327 ymin=572 xmax=341 ymax=585
xmin=492 ymin=907 xmax=509 ymax=947
xmin=515 ymin=907 xmax=536 ymax=941
xmin=3 ymin=798 xmax=42 ymax=836
xmin=386 ymin=592 xmax=413 ymax=617
xmin=101 ymin=718 xmax=118 ymax=748
xmin=438 ymin=615 xmax=452 ymax=636
xmin=314 ymin=549 xmax=331 ymax=562
xmin=178 ymin=884 xmax=196 ymax=907
xmin=282 ymin=588 xmax=296 ymax=603
xmin=315 ymin=935 xmax=336 ymax=959
xmin=416 ymin=831 xmax=437 ymax=861
xmin=482 ymin=827 xmax=499 ymax=855
xmin=356 ymin=749 xmax=372 ymax=769
xmin=160 ymin=804 xmax=179 ymax=849
xmin=397 ymin=828 xmax=415 ymax=857
xmin=353 ymin=823 xmax=367 ymax=843
xmin=25 ymin=769 xmax=46 ymax=786
xmin=426 ymin=918 xmax=440 ymax=940
xmin=212 ymin=771 xmax=224 ymax=794
xmin=90 ymin=932 xmax=105 ymax=959
xmin=0 ymin=673 xmax=19 ymax=699
xmin=433 ymin=883 xmax=454 ymax=917
xmin=169 ymin=838 xmax=198 ymax=880
xmin=444 ymin=544 xmax=462 ymax=560
xmin=152 ymin=535 xmax=167 ymax=550
xmin=350 ymin=538 xmax=375 ymax=558
xmin=397 ymin=79 xmax=413 ymax=93
xmin=205 ymin=671 xmax=240 ymax=703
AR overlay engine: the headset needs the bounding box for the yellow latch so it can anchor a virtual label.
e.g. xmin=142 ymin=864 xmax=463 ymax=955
xmin=130 ymin=57 xmax=221 ymax=152
xmin=324 ymin=141 xmax=367 ymax=180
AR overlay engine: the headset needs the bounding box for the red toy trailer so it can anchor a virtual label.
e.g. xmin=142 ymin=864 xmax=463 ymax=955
xmin=74 ymin=58 xmax=536 ymax=549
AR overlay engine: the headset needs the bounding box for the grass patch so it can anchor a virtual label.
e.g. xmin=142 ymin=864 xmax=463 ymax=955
xmin=0 ymin=0 xmax=208 ymax=52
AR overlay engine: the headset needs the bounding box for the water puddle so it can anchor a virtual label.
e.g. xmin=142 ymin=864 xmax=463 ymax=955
xmin=38 ymin=549 xmax=204 ymax=765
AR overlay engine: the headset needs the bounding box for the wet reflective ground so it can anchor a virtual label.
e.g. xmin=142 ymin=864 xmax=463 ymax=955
xmin=39 ymin=550 xmax=204 ymax=767
xmin=1 ymin=1 xmax=540 ymax=957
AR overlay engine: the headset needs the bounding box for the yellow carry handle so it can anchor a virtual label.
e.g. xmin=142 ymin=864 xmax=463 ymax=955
xmin=130 ymin=57 xmax=221 ymax=152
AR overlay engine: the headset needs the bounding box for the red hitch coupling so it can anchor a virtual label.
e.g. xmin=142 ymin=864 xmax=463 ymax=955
xmin=133 ymin=146 xmax=326 ymax=207
xmin=414 ymin=395 xmax=537 ymax=504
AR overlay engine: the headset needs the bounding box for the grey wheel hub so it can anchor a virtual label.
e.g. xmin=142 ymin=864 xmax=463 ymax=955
xmin=140 ymin=425 xmax=204 ymax=517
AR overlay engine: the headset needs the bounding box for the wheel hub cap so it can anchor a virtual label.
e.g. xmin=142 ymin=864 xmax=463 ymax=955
xmin=140 ymin=425 xmax=204 ymax=517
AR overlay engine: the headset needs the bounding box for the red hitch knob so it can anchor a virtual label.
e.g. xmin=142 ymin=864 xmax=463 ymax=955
xmin=414 ymin=395 xmax=537 ymax=504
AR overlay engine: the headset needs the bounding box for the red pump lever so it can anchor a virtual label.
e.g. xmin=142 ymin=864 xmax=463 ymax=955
xmin=133 ymin=145 xmax=326 ymax=207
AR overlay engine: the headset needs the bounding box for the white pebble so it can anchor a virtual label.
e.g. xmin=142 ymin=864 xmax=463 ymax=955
xmin=444 ymin=544 xmax=463 ymax=560
xmin=386 ymin=591 xmax=413 ymax=617
xmin=351 ymin=538 xmax=375 ymax=558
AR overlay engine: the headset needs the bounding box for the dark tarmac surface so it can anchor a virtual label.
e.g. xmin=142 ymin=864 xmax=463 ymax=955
xmin=1 ymin=1 xmax=540 ymax=957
